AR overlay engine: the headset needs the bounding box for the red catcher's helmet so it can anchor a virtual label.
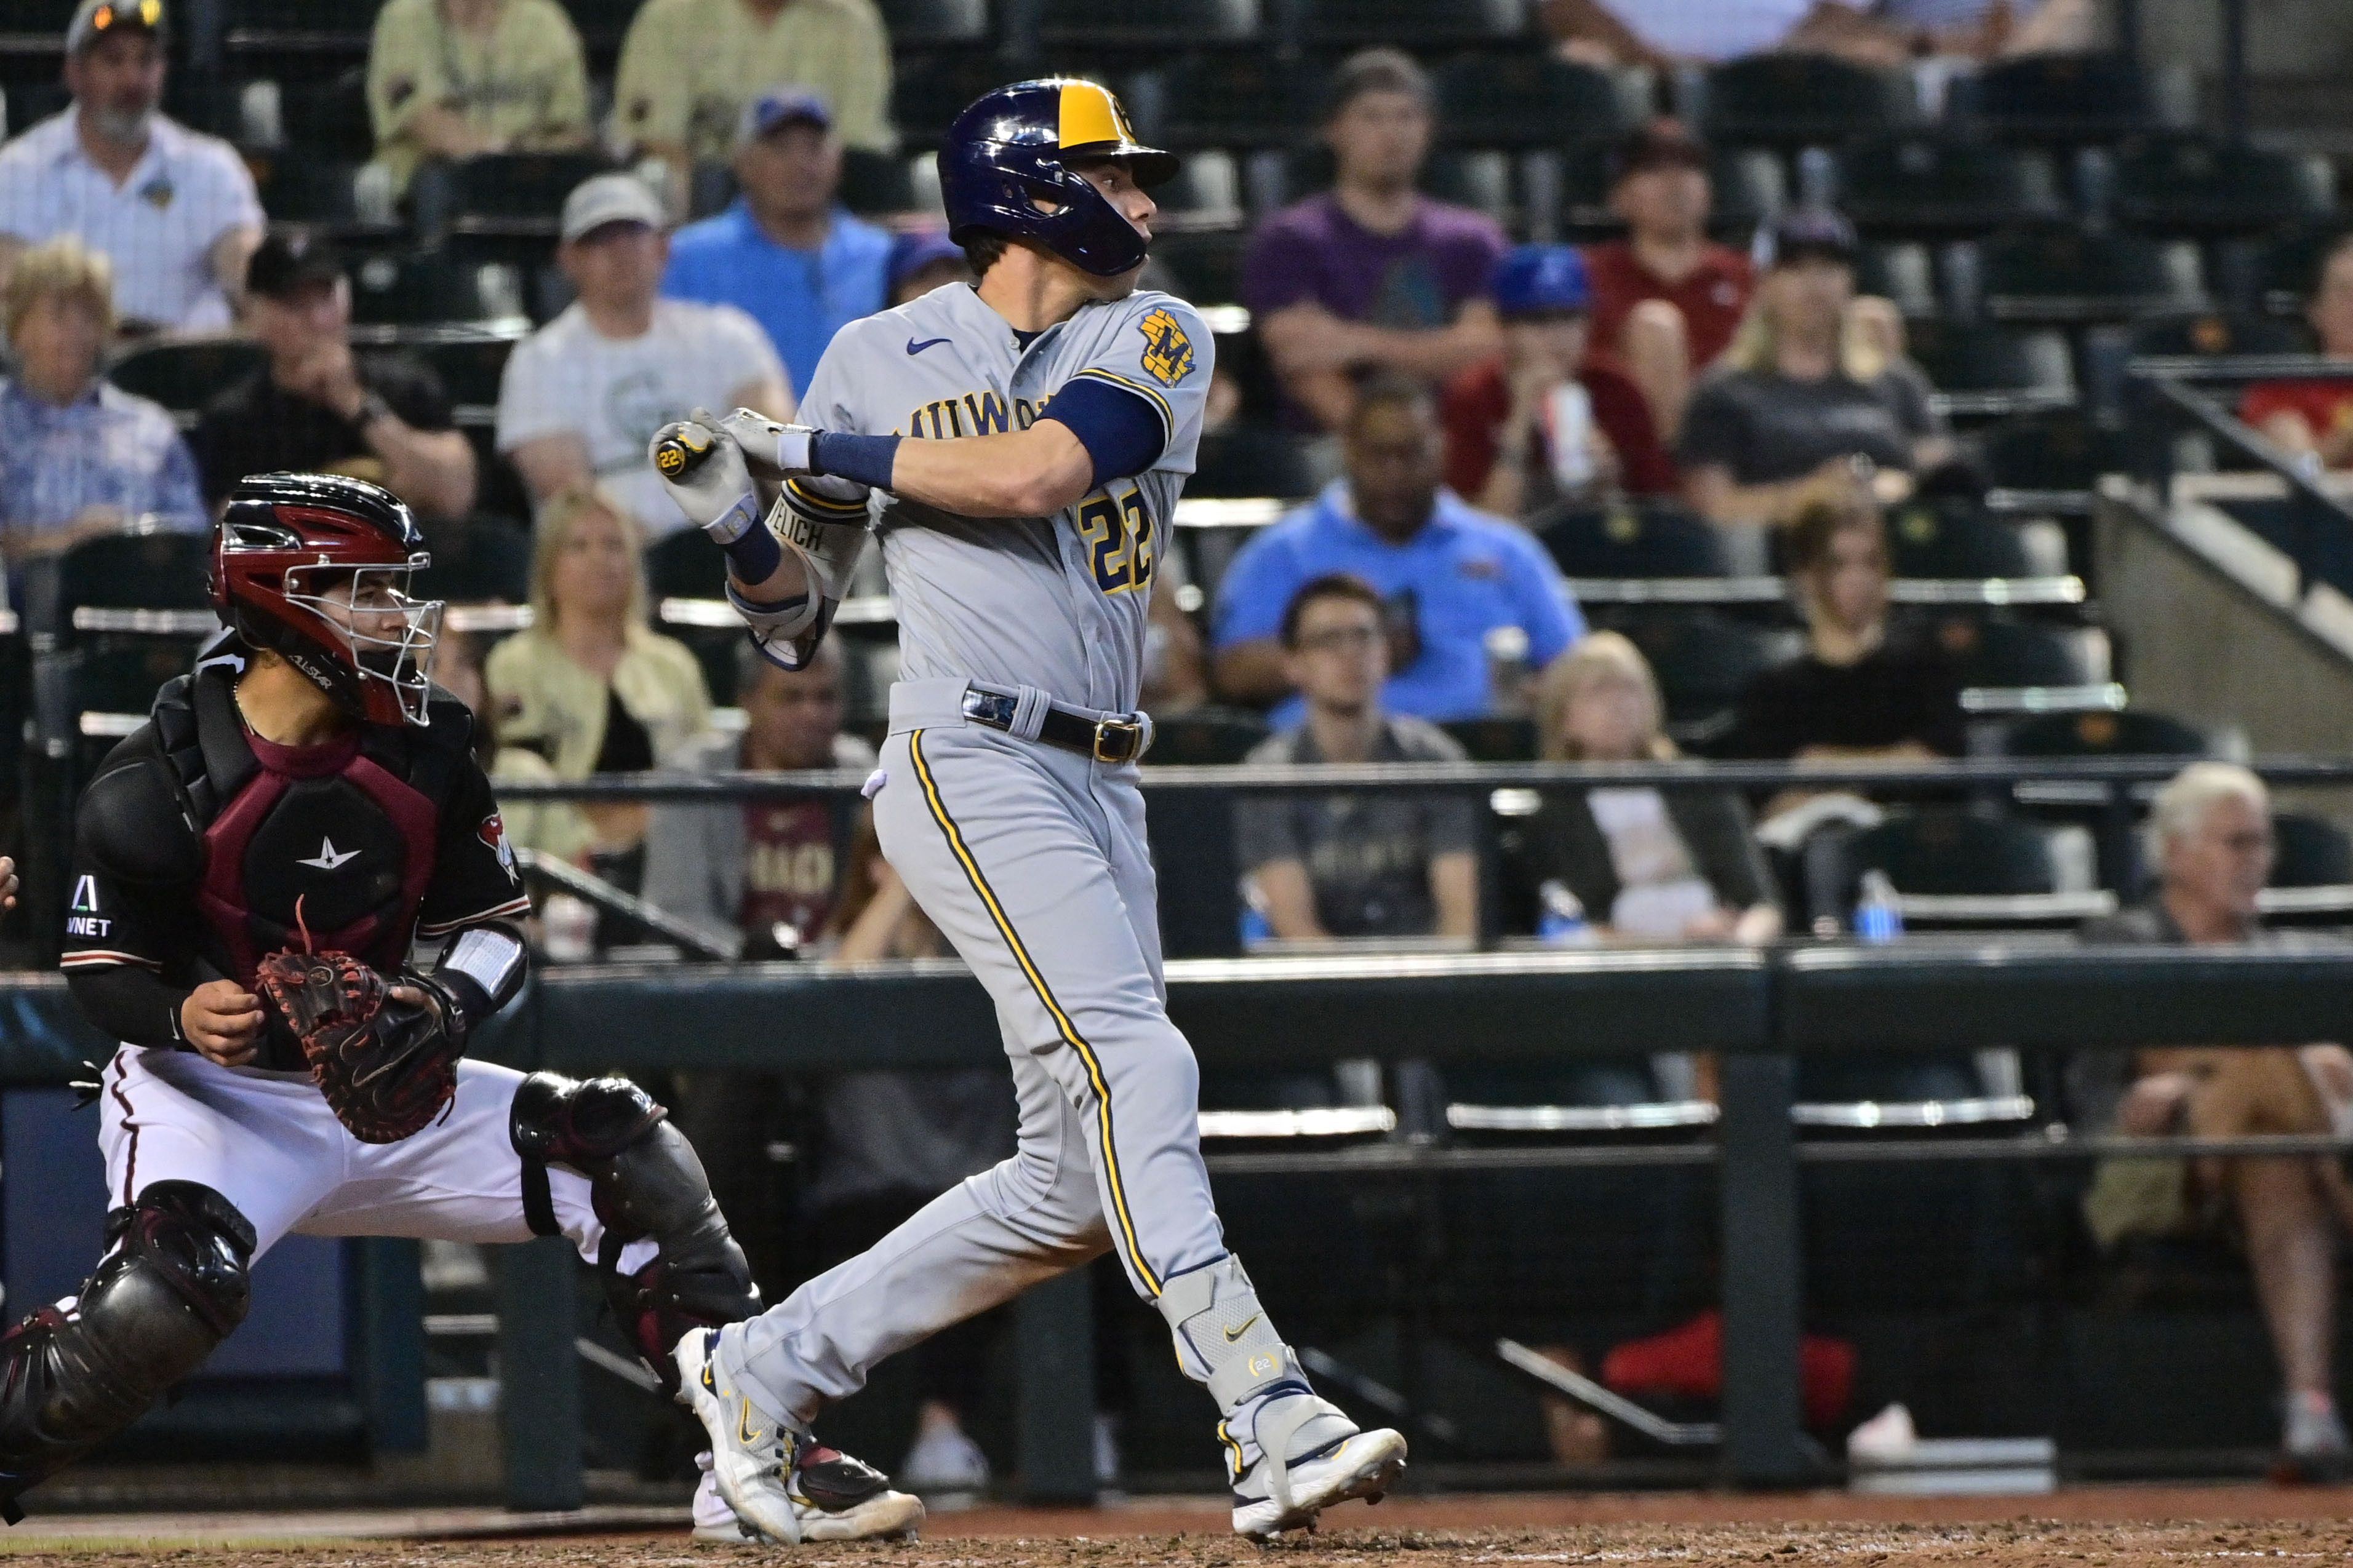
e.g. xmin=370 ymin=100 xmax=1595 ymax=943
xmin=210 ymin=472 xmax=442 ymax=727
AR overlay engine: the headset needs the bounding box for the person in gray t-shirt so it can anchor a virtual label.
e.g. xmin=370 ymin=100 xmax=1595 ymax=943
xmin=1237 ymin=573 xmax=1477 ymax=939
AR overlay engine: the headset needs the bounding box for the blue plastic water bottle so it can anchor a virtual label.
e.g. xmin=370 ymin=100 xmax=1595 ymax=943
xmin=1538 ymin=880 xmax=1596 ymax=945
xmin=1853 ymin=869 xmax=1905 ymax=944
xmin=1239 ymin=878 xmax=1272 ymax=947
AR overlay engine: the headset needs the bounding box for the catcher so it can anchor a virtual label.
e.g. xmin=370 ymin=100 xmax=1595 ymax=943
xmin=0 ymin=474 xmax=828 ymax=1541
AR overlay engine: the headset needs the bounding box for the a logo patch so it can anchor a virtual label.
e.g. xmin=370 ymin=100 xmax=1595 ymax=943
xmin=1138 ymin=308 xmax=1195 ymax=387
xmin=297 ymin=837 xmax=361 ymax=871
xmin=71 ymin=875 xmax=98 ymax=913
xmin=479 ymin=813 xmax=518 ymax=880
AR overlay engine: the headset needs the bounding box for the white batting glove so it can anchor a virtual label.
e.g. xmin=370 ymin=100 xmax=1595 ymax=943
xmin=717 ymin=407 xmax=818 ymax=481
xmin=648 ymin=414 xmax=760 ymax=544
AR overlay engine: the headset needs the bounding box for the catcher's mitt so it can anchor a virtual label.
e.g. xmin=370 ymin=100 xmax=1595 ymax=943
xmin=255 ymin=949 xmax=456 ymax=1144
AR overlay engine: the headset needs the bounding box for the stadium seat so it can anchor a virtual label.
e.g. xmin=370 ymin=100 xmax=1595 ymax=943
xmin=1836 ymin=136 xmax=2064 ymax=237
xmin=2126 ymin=310 xmax=2305 ymax=360
xmin=1533 ymin=501 xmax=1732 ymax=579
xmin=1904 ymin=318 xmax=2075 ymax=415
xmin=1151 ymin=230 xmax=1247 ymax=306
xmin=1153 ymin=150 xmax=1244 ymax=229
xmin=892 ymin=52 xmax=1025 ymax=147
xmin=348 ymin=251 xmax=526 ymax=327
xmin=2249 ymin=225 xmax=2352 ymax=318
xmin=1978 ymin=226 xmax=2204 ymax=323
xmin=412 ymin=335 xmax=516 ymax=411
xmin=255 ymin=157 xmax=372 ymax=231
xmin=1704 ymin=146 xmax=1787 ymax=238
xmin=444 ymin=152 xmax=616 ymax=231
xmin=414 ymin=517 xmax=532 ymax=605
xmin=2004 ymin=708 xmax=2205 ymax=758
xmin=1700 ymin=54 xmax=1917 ymax=148
xmin=271 ymin=67 xmax=375 ymax=162
xmin=1149 ymin=708 xmax=1269 ymax=765
xmin=1419 ymin=149 xmax=1514 ymax=228
xmin=1931 ymin=614 xmax=2099 ymax=690
xmin=2111 ymin=133 xmax=2336 ymax=237
xmin=877 ymin=0 xmax=993 ymax=46
xmin=225 ymin=0 xmax=374 ymax=52
xmin=1624 ymin=611 xmax=1789 ymax=746
xmin=1839 ymin=806 xmax=2059 ymax=901
xmin=107 ymin=339 xmax=269 ymax=416
xmin=838 ymin=149 xmax=921 ymax=217
xmin=60 ymin=532 xmax=215 ymax=612
xmin=4 ymin=82 xmax=69 ymax=138
xmin=1188 ymin=428 xmax=1317 ymax=499
xmin=1293 ymin=0 xmax=1529 ymax=46
xmin=1978 ymin=410 xmax=2120 ymax=495
xmin=1959 ymin=53 xmax=2157 ymax=144
xmin=1856 ymin=241 xmax=1938 ymax=318
xmin=1885 ymin=499 xmax=2034 ymax=578
xmin=1440 ymin=716 xmax=1535 ymax=762
xmin=1149 ymin=54 xmax=1326 ymax=151
xmin=1041 ymin=0 xmax=1252 ymax=44
xmin=1433 ymin=54 xmax=1632 ymax=149
xmin=2272 ymin=812 xmax=2353 ymax=889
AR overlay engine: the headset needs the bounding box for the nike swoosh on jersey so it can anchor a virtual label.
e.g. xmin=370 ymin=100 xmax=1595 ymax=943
xmin=906 ymin=336 xmax=953 ymax=355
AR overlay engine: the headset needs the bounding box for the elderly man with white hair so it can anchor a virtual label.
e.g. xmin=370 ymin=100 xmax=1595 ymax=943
xmin=2076 ymin=762 xmax=2353 ymax=1481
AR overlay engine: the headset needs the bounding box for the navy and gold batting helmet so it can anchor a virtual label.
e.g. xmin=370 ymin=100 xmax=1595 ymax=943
xmin=938 ymin=78 xmax=1179 ymax=278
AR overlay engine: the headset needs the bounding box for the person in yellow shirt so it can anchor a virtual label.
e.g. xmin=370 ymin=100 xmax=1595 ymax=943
xmin=367 ymin=0 xmax=593 ymax=197
xmin=614 ymin=0 xmax=893 ymax=203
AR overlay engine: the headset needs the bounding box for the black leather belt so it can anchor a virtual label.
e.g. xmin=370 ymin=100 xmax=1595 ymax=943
xmin=961 ymin=687 xmax=1152 ymax=763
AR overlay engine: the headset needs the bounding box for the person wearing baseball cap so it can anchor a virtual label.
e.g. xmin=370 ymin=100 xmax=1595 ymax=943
xmin=1441 ymin=244 xmax=1679 ymax=517
xmin=495 ymin=173 xmax=792 ymax=537
xmin=1679 ymin=206 xmax=1953 ymax=556
xmin=1576 ymin=121 xmax=1754 ymax=448
xmin=661 ymin=86 xmax=893 ymax=392
xmin=0 ymin=0 xmax=263 ymax=334
xmin=189 ymin=229 xmax=478 ymax=519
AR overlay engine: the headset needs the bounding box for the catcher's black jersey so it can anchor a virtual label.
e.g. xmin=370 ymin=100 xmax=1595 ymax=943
xmin=62 ymin=635 xmax=529 ymax=1067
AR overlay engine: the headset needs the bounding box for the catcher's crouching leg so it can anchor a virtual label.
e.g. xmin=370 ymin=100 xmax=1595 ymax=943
xmin=0 ymin=1182 xmax=254 ymax=1522
xmin=510 ymin=1072 xmax=759 ymax=1391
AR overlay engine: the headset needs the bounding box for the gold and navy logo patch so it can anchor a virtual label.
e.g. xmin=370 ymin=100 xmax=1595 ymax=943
xmin=1138 ymin=308 xmax=1195 ymax=387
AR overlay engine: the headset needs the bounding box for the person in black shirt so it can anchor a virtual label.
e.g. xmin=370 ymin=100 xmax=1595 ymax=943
xmin=189 ymin=230 xmax=476 ymax=519
xmin=1730 ymin=496 xmax=1963 ymax=823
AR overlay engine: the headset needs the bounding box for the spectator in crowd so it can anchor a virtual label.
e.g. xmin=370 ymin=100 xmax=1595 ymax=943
xmin=1878 ymin=0 xmax=2098 ymax=57
xmin=2075 ymin=762 xmax=2353 ymax=1481
xmin=1441 ymin=244 xmax=1676 ymax=515
xmin=1236 ymin=574 xmax=1478 ymax=942
xmin=191 ymin=231 xmax=477 ymax=520
xmin=887 ymin=228 xmax=970 ymax=306
xmin=613 ymin=0 xmax=893 ymax=209
xmin=1581 ymin=122 xmax=1752 ymax=447
xmin=662 ymin=90 xmax=893 ymax=395
xmin=0 ymin=0 xmax=262 ymax=335
xmin=497 ymin=173 xmax=793 ymax=536
xmin=1541 ymin=0 xmax=2087 ymax=67
xmin=643 ymin=639 xmax=873 ymax=960
xmin=486 ymin=484 xmax=711 ymax=908
xmin=1679 ymin=208 xmax=1950 ymax=563
xmin=1213 ymin=378 xmax=1584 ymax=726
xmin=2245 ymin=234 xmax=2353 ymax=472
xmin=364 ymin=0 xmax=591 ymax=201
xmin=1240 ymin=49 xmax=1506 ymax=436
xmin=1520 ymin=631 xmax=1781 ymax=944
xmin=0 ymin=236 xmax=203 ymax=562
xmin=1727 ymin=496 xmax=1963 ymax=792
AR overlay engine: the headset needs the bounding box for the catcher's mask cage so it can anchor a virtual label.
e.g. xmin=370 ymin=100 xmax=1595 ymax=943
xmin=212 ymin=473 xmax=444 ymax=728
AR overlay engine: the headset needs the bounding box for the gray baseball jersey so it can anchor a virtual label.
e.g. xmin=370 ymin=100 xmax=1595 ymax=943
xmin=781 ymin=280 xmax=1212 ymax=714
xmin=714 ymin=279 xmax=1291 ymax=1440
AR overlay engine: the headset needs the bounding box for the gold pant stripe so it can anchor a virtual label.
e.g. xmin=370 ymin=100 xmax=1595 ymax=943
xmin=908 ymin=729 xmax=1164 ymax=1297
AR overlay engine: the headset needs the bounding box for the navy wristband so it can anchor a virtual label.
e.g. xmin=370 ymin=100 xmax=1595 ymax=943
xmin=721 ymin=519 xmax=783 ymax=584
xmin=810 ymin=431 xmax=901 ymax=491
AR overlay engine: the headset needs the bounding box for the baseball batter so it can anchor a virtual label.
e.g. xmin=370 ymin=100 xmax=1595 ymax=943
xmin=649 ymin=78 xmax=1408 ymax=1543
xmin=0 ymin=476 xmax=794 ymax=1536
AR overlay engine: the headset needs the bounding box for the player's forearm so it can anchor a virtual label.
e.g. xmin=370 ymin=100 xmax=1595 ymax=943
xmin=68 ymin=965 xmax=191 ymax=1048
xmin=884 ymin=424 xmax=1095 ymax=518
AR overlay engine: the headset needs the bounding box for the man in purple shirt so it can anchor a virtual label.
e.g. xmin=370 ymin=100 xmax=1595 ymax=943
xmin=1240 ymin=49 xmax=1507 ymax=434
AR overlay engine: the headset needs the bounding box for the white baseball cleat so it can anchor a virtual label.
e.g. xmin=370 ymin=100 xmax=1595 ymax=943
xmin=1224 ymin=1390 xmax=1408 ymax=1538
xmin=674 ymin=1327 xmax=925 ymax=1544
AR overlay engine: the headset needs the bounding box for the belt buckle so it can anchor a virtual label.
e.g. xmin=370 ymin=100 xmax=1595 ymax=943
xmin=1093 ymin=716 xmax=1143 ymax=763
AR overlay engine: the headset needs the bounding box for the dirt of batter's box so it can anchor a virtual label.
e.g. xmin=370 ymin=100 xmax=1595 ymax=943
xmin=7 ymin=1519 xmax=2353 ymax=1567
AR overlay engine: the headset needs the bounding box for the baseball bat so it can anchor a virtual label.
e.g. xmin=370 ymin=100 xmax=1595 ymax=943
xmin=652 ymin=427 xmax=717 ymax=482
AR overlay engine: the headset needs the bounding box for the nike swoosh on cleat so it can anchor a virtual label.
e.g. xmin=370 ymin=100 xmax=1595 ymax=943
xmin=739 ymin=1400 xmax=765 ymax=1446
xmin=906 ymin=337 xmax=952 ymax=355
xmin=1223 ymin=1314 xmax=1261 ymax=1343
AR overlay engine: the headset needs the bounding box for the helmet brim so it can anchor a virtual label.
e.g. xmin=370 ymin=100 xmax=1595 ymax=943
xmin=1063 ymin=141 xmax=1180 ymax=190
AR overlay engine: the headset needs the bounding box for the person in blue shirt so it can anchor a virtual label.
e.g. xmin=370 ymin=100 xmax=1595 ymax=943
xmin=1212 ymin=376 xmax=1584 ymax=726
xmin=660 ymin=87 xmax=893 ymax=396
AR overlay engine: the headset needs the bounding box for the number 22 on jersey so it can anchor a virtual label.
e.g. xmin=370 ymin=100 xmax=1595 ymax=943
xmin=1076 ymin=485 xmax=1156 ymax=595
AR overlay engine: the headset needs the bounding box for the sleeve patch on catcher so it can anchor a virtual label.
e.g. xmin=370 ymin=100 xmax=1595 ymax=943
xmin=1138 ymin=308 xmax=1196 ymax=388
xmin=479 ymin=813 xmax=518 ymax=881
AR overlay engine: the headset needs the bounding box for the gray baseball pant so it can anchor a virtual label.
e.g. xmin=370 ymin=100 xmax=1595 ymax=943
xmin=717 ymin=682 xmax=1234 ymax=1430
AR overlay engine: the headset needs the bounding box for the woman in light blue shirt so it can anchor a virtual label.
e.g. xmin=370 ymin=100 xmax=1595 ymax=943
xmin=0 ymin=235 xmax=205 ymax=562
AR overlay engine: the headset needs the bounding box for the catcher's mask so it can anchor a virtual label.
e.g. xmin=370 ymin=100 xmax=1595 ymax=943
xmin=211 ymin=472 xmax=442 ymax=728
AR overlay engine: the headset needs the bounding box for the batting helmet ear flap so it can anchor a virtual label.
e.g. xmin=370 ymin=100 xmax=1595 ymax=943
xmin=940 ymin=78 xmax=1179 ymax=278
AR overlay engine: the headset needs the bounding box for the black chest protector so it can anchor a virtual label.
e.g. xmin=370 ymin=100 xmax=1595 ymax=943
xmin=154 ymin=649 xmax=468 ymax=985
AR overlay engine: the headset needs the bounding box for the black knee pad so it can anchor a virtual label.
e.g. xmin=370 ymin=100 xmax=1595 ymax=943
xmin=0 ymin=1181 xmax=253 ymax=1521
xmin=510 ymin=1072 xmax=759 ymax=1391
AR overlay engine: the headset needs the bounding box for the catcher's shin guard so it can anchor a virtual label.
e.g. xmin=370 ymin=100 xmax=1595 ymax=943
xmin=510 ymin=1072 xmax=760 ymax=1390
xmin=0 ymin=1182 xmax=254 ymax=1523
